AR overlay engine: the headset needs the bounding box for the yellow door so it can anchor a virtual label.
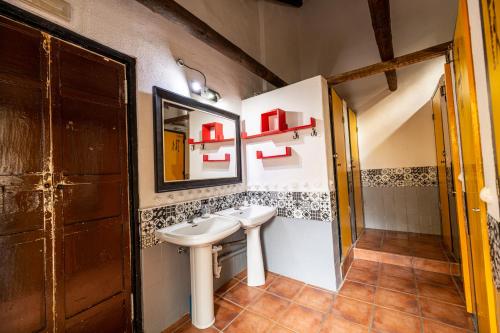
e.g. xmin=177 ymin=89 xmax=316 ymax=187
xmin=331 ymin=88 xmax=352 ymax=258
xmin=348 ymin=108 xmax=364 ymax=238
xmin=164 ymin=130 xmax=185 ymax=181
xmin=480 ymin=0 xmax=500 ymax=199
xmin=454 ymin=0 xmax=498 ymax=330
xmin=432 ymin=85 xmax=453 ymax=252
xmin=444 ymin=62 xmax=475 ymax=313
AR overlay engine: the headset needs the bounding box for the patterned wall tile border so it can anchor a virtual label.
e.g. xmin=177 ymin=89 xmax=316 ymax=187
xmin=361 ymin=166 xmax=437 ymax=188
xmin=139 ymin=190 xmax=337 ymax=249
xmin=487 ymin=214 xmax=500 ymax=289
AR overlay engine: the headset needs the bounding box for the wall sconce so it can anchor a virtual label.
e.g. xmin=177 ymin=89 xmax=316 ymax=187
xmin=177 ymin=59 xmax=221 ymax=102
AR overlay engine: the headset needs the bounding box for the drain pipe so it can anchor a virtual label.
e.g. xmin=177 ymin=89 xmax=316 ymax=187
xmin=212 ymin=239 xmax=246 ymax=278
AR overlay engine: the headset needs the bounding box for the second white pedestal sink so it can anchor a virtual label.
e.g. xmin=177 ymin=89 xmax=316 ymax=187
xmin=216 ymin=205 xmax=277 ymax=286
xmin=155 ymin=215 xmax=240 ymax=329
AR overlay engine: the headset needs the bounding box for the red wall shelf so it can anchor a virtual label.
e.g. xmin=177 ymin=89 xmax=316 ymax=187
xmin=256 ymin=147 xmax=292 ymax=159
xmin=241 ymin=117 xmax=316 ymax=140
xmin=203 ymin=153 xmax=230 ymax=162
xmin=188 ymin=138 xmax=234 ymax=145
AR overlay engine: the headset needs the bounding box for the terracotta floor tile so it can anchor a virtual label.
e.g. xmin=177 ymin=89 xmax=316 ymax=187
xmin=235 ymin=269 xmax=247 ymax=280
xmin=339 ymin=280 xmax=376 ymax=302
xmin=224 ymin=310 xmax=273 ymax=333
xmin=357 ymin=241 xmax=382 ymax=250
xmin=378 ymin=275 xmax=416 ymax=294
xmin=417 ymin=282 xmax=464 ymax=305
xmin=268 ymin=324 xmax=295 ymax=333
xmin=414 ymin=270 xmax=455 ymax=287
xmin=374 ymin=288 xmax=419 ymax=315
xmin=175 ymin=322 xmax=218 ymax=333
xmin=419 ymin=298 xmax=473 ymax=330
xmin=278 ymin=303 xmax=324 ymax=333
xmin=247 ymin=292 xmax=290 ymax=320
xmin=346 ymin=267 xmax=379 ymax=286
xmin=384 ymin=231 xmax=409 ymax=240
xmin=223 ymin=282 xmax=264 ymax=307
xmin=354 ymin=248 xmax=380 ymax=262
xmin=213 ymin=298 xmax=243 ymax=330
xmin=331 ymin=295 xmax=373 ymax=326
xmin=351 ymin=259 xmax=380 ymax=272
xmin=215 ymin=278 xmax=239 ymax=296
xmin=255 ymin=271 xmax=278 ymax=290
xmin=413 ymin=258 xmax=450 ymax=275
xmin=371 ymin=306 xmax=421 ymax=333
xmin=379 ymin=252 xmax=413 ymax=267
xmin=414 ymin=249 xmax=448 ymax=261
xmin=320 ymin=313 xmax=369 ymax=333
xmin=381 ymin=244 xmax=412 ymax=256
xmin=293 ymin=285 xmax=334 ymax=313
xmin=422 ymin=319 xmax=471 ymax=333
xmin=380 ymin=263 xmax=414 ymax=280
xmin=267 ymin=276 xmax=304 ymax=300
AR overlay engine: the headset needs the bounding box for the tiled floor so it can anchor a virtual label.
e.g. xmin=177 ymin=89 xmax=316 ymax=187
xmin=354 ymin=229 xmax=460 ymax=276
xmin=172 ymin=262 xmax=474 ymax=333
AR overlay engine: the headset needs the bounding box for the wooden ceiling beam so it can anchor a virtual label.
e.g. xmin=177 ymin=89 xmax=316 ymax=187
xmin=164 ymin=115 xmax=189 ymax=124
xmin=367 ymin=0 xmax=397 ymax=91
xmin=136 ymin=0 xmax=288 ymax=88
xmin=326 ymin=41 xmax=452 ymax=85
xmin=274 ymin=0 xmax=303 ymax=7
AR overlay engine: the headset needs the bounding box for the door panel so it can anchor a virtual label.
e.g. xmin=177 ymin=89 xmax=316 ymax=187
xmin=454 ymin=0 xmax=497 ymax=330
xmin=50 ymin=38 xmax=131 ymax=330
xmin=331 ymin=88 xmax=352 ymax=258
xmin=348 ymin=109 xmax=364 ymax=238
xmin=444 ymin=63 xmax=475 ymax=313
xmin=432 ymin=85 xmax=452 ymax=252
xmin=164 ymin=130 xmax=186 ymax=181
xmin=0 ymin=16 xmax=53 ymax=333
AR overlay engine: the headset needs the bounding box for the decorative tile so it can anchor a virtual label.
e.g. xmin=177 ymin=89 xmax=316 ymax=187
xmin=361 ymin=166 xmax=438 ymax=187
xmin=487 ymin=214 xmax=500 ymax=289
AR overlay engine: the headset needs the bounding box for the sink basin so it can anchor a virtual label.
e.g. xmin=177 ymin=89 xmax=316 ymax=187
xmin=155 ymin=215 xmax=240 ymax=329
xmin=216 ymin=205 xmax=276 ymax=287
xmin=155 ymin=215 xmax=240 ymax=247
xmin=216 ymin=205 xmax=277 ymax=228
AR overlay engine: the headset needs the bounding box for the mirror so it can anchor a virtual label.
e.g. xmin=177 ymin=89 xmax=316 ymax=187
xmin=153 ymin=87 xmax=242 ymax=192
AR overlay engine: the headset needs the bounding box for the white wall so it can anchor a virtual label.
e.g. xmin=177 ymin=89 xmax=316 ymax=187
xmin=466 ymin=0 xmax=500 ymax=220
xmin=242 ymin=76 xmax=332 ymax=192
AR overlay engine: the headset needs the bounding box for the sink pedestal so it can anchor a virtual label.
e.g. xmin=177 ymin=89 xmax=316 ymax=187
xmin=190 ymin=245 xmax=215 ymax=329
xmin=246 ymin=226 xmax=265 ymax=286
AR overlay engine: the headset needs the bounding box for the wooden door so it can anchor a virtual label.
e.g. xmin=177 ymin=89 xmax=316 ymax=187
xmin=444 ymin=63 xmax=475 ymax=313
xmin=348 ymin=109 xmax=364 ymax=238
xmin=50 ymin=38 xmax=131 ymax=331
xmin=164 ymin=130 xmax=185 ymax=181
xmin=0 ymin=16 xmax=53 ymax=333
xmin=331 ymin=88 xmax=352 ymax=258
xmin=432 ymin=84 xmax=452 ymax=252
xmin=454 ymin=0 xmax=497 ymax=330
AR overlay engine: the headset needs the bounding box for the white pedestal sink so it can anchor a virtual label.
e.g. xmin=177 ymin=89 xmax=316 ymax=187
xmin=155 ymin=216 xmax=240 ymax=329
xmin=216 ymin=205 xmax=277 ymax=286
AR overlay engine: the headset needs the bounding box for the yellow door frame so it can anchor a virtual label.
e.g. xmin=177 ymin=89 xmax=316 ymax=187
xmin=348 ymin=108 xmax=365 ymax=238
xmin=331 ymin=88 xmax=353 ymax=258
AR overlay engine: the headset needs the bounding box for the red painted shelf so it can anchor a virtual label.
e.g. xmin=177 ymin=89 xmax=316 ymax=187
xmin=188 ymin=138 xmax=234 ymax=145
xmin=256 ymin=147 xmax=292 ymax=159
xmin=241 ymin=117 xmax=316 ymax=140
xmin=203 ymin=153 xmax=230 ymax=162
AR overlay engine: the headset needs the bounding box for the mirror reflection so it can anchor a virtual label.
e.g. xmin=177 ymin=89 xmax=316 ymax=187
xmin=162 ymin=99 xmax=237 ymax=182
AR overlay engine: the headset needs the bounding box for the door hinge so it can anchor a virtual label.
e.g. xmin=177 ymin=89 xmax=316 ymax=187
xmin=432 ymin=113 xmax=435 ymax=121
xmin=440 ymin=85 xmax=446 ymax=97
xmin=130 ymin=293 xmax=134 ymax=319
xmin=496 ymin=177 xmax=500 ymax=198
xmin=124 ymin=79 xmax=128 ymax=104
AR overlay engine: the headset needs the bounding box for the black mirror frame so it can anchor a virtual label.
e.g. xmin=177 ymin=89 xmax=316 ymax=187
xmin=153 ymin=86 xmax=242 ymax=192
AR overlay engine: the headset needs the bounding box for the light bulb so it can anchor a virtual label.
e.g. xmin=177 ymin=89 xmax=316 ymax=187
xmin=190 ymin=81 xmax=202 ymax=93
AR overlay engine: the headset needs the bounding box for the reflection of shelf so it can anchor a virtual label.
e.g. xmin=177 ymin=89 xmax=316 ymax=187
xmin=188 ymin=138 xmax=234 ymax=145
xmin=203 ymin=153 xmax=230 ymax=162
xmin=241 ymin=117 xmax=316 ymax=140
xmin=256 ymin=147 xmax=292 ymax=159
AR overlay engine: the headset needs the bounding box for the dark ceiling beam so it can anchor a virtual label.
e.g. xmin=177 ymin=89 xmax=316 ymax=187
xmin=274 ymin=0 xmax=303 ymax=7
xmin=368 ymin=0 xmax=397 ymax=91
xmin=164 ymin=115 xmax=189 ymax=124
xmin=326 ymin=41 xmax=452 ymax=85
xmin=135 ymin=0 xmax=287 ymax=88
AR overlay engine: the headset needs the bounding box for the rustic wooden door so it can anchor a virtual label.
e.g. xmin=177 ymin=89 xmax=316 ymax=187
xmin=0 ymin=15 xmax=132 ymax=332
xmin=348 ymin=108 xmax=364 ymax=238
xmin=0 ymin=16 xmax=54 ymax=333
xmin=331 ymin=88 xmax=352 ymax=258
xmin=431 ymin=83 xmax=453 ymax=252
xmin=50 ymin=38 xmax=131 ymax=332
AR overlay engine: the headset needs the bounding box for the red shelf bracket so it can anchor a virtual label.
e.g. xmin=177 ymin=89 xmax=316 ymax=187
xmin=203 ymin=153 xmax=230 ymax=162
xmin=241 ymin=117 xmax=317 ymax=140
xmin=256 ymin=147 xmax=292 ymax=159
